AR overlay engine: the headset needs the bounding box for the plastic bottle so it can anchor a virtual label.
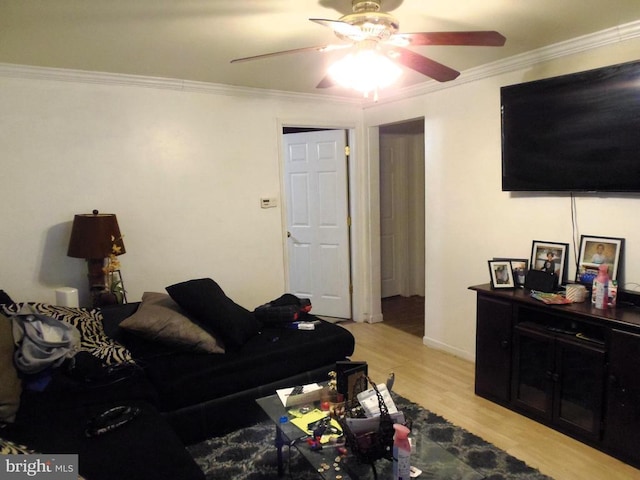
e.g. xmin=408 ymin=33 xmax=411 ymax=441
xmin=593 ymin=264 xmax=609 ymax=310
xmin=392 ymin=424 xmax=411 ymax=480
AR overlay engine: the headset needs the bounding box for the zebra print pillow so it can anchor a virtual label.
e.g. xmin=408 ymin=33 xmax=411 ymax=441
xmin=3 ymin=304 xmax=134 ymax=366
xmin=0 ymin=437 xmax=34 ymax=454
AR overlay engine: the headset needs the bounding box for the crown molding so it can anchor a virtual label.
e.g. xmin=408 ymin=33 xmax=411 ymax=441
xmin=0 ymin=63 xmax=362 ymax=105
xmin=1 ymin=19 xmax=639 ymax=108
xmin=367 ymin=19 xmax=640 ymax=107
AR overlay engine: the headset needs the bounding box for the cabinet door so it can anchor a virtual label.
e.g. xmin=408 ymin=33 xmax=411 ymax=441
xmin=512 ymin=325 xmax=555 ymax=421
xmin=604 ymin=329 xmax=640 ymax=463
xmin=475 ymin=296 xmax=512 ymax=402
xmin=554 ymin=337 xmax=605 ymax=441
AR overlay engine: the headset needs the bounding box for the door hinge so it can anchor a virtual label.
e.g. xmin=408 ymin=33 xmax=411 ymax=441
xmin=347 ymin=216 xmax=351 ymax=227
xmin=345 ymin=145 xmax=350 ymax=156
xmin=349 ymin=284 xmax=353 ymax=294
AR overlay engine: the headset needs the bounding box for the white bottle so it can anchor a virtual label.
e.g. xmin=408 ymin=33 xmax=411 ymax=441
xmin=593 ymin=264 xmax=609 ymax=310
xmin=392 ymin=424 xmax=411 ymax=480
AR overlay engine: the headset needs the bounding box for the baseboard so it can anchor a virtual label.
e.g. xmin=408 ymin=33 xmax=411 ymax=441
xmin=422 ymin=336 xmax=475 ymax=363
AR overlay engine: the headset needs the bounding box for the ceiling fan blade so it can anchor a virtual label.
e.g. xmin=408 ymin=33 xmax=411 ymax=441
xmin=231 ymin=42 xmax=351 ymax=64
xmin=310 ymin=18 xmax=365 ymax=39
xmin=316 ymin=75 xmax=335 ymax=89
xmin=231 ymin=45 xmax=330 ymax=63
xmin=393 ymin=31 xmax=506 ymax=47
xmin=392 ymin=47 xmax=460 ymax=82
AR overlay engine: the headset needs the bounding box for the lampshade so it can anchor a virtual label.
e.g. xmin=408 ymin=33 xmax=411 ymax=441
xmin=67 ymin=210 xmax=125 ymax=259
xmin=328 ymin=47 xmax=402 ymax=99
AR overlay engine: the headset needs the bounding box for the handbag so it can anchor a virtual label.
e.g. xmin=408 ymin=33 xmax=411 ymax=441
xmin=10 ymin=304 xmax=81 ymax=374
xmin=254 ymin=294 xmax=312 ymax=324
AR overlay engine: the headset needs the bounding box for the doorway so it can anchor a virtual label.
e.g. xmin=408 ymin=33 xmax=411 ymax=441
xmin=379 ymin=118 xmax=425 ymax=335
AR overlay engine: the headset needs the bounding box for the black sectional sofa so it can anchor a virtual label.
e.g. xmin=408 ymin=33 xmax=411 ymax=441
xmin=0 ymin=279 xmax=356 ymax=480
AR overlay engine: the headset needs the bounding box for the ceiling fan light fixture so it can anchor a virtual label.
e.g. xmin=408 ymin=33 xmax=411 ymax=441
xmin=328 ymin=48 xmax=402 ymax=98
xmin=337 ymin=11 xmax=399 ymax=41
xmin=352 ymin=0 xmax=382 ymax=14
xmin=232 ymin=0 xmax=505 ymax=93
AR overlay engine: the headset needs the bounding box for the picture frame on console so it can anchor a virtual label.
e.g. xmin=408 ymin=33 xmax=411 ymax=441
xmin=494 ymin=258 xmax=528 ymax=287
xmin=576 ymin=235 xmax=624 ymax=285
xmin=530 ymin=240 xmax=568 ymax=286
xmin=488 ymin=260 xmax=515 ymax=289
xmin=335 ymin=361 xmax=368 ymax=406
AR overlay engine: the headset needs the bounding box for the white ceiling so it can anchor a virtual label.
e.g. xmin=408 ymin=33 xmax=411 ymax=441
xmin=1 ymin=1 xmax=640 ymax=99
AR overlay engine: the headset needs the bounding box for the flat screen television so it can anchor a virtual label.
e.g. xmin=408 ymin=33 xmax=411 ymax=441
xmin=501 ymin=60 xmax=640 ymax=192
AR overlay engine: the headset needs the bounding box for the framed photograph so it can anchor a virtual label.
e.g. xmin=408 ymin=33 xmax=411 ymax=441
xmin=335 ymin=361 xmax=368 ymax=405
xmin=488 ymin=260 xmax=515 ymax=289
xmin=576 ymin=235 xmax=624 ymax=284
xmin=494 ymin=258 xmax=529 ymax=287
xmin=530 ymin=241 xmax=569 ymax=286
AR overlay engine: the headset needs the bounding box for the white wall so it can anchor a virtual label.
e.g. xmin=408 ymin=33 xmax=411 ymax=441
xmin=364 ymin=37 xmax=640 ymax=360
xmin=0 ymin=73 xmax=364 ymax=311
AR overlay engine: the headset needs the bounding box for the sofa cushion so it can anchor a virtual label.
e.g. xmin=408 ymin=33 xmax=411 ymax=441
xmin=166 ymin=278 xmax=260 ymax=350
xmin=0 ymin=313 xmax=22 ymax=423
xmin=119 ymin=292 xmax=225 ymax=354
xmin=127 ymin=317 xmax=356 ymax=414
xmin=2 ymin=304 xmax=133 ymax=366
xmin=7 ymin=400 xmax=204 ymax=480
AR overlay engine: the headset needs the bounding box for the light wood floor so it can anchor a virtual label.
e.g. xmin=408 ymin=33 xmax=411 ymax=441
xmin=340 ymin=297 xmax=640 ymax=480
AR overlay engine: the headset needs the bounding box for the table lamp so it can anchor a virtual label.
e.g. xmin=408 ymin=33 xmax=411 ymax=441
xmin=67 ymin=210 xmax=125 ymax=306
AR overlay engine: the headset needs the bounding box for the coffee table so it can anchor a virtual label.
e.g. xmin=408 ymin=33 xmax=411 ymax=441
xmin=256 ymin=392 xmax=485 ymax=480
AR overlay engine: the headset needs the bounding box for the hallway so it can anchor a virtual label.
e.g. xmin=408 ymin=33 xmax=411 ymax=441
xmin=381 ymin=295 xmax=424 ymax=337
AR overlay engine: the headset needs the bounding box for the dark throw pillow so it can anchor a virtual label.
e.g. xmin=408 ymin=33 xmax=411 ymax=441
xmin=166 ymin=278 xmax=260 ymax=350
xmin=0 ymin=290 xmax=14 ymax=305
xmin=120 ymin=292 xmax=225 ymax=354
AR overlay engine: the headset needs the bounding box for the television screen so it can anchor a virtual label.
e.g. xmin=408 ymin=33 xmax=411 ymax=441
xmin=501 ymin=60 xmax=640 ymax=192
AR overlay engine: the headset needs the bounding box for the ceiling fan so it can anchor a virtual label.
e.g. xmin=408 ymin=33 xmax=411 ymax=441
xmin=231 ymin=0 xmax=506 ymax=90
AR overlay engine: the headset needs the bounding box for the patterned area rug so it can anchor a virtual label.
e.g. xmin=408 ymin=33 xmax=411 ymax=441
xmin=187 ymin=394 xmax=553 ymax=480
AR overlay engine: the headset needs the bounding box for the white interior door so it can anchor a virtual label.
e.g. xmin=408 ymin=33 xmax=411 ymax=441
xmin=380 ymin=136 xmax=408 ymax=298
xmin=283 ymin=130 xmax=351 ymax=318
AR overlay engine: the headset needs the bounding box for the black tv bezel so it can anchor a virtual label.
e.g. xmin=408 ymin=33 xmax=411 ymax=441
xmin=500 ymin=59 xmax=640 ymax=193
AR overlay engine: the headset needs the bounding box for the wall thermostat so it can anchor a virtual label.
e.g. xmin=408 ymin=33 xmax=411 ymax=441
xmin=260 ymin=197 xmax=278 ymax=208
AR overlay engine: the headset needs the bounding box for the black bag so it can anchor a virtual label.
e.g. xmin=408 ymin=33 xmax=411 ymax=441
xmin=254 ymin=294 xmax=312 ymax=324
xmin=524 ymin=269 xmax=558 ymax=293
